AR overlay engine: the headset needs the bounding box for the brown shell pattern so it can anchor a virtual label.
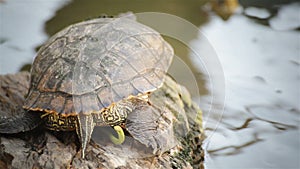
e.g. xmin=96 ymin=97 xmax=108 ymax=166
xmin=24 ymin=17 xmax=174 ymax=116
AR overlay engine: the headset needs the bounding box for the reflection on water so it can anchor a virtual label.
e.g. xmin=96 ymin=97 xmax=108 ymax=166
xmin=1 ymin=0 xmax=299 ymax=168
xmin=241 ymin=1 xmax=300 ymax=31
xmin=44 ymin=0 xmax=208 ymax=36
xmin=197 ymin=2 xmax=300 ymax=168
xmin=268 ymin=2 xmax=300 ymax=31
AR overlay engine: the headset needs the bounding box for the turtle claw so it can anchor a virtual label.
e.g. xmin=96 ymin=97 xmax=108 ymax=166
xmin=110 ymin=125 xmax=125 ymax=145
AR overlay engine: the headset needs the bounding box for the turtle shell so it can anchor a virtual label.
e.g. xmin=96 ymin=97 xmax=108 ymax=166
xmin=23 ymin=17 xmax=173 ymax=117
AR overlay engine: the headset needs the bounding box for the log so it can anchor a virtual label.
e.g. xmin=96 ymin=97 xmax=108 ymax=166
xmin=0 ymin=72 xmax=204 ymax=169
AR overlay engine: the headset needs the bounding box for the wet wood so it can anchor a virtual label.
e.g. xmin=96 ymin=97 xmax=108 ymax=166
xmin=0 ymin=72 xmax=204 ymax=169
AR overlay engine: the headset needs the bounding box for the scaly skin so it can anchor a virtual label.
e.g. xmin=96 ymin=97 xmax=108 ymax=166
xmin=42 ymin=93 xmax=150 ymax=158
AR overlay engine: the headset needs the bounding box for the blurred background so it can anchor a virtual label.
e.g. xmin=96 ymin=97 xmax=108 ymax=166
xmin=0 ymin=0 xmax=299 ymax=168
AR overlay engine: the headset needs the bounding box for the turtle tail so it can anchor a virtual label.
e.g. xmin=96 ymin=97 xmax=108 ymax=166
xmin=76 ymin=114 xmax=95 ymax=158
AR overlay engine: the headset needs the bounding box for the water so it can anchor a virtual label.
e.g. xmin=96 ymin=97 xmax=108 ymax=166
xmin=0 ymin=0 xmax=69 ymax=74
xmin=198 ymin=4 xmax=300 ymax=168
xmin=0 ymin=0 xmax=299 ymax=168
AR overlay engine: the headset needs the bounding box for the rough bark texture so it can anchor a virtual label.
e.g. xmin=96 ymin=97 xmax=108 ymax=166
xmin=0 ymin=72 xmax=204 ymax=169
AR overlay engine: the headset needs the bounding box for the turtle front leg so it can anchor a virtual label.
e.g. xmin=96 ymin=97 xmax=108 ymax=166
xmin=76 ymin=114 xmax=95 ymax=158
xmin=93 ymin=112 xmax=125 ymax=144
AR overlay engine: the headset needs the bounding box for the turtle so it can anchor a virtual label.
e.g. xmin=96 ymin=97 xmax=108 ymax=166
xmin=21 ymin=16 xmax=174 ymax=158
xmin=0 ymin=72 xmax=204 ymax=168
